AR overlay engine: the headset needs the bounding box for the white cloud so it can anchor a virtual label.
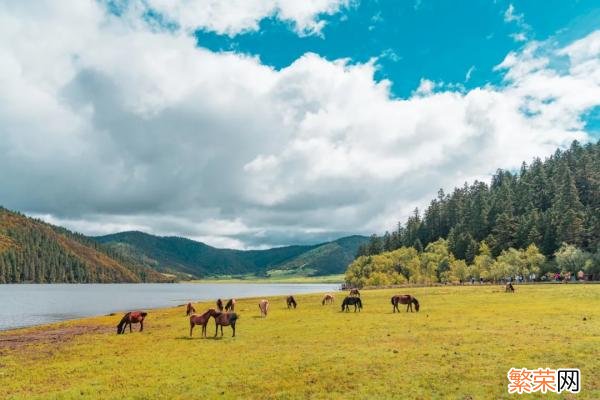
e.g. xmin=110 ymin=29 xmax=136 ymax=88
xmin=503 ymin=3 xmax=531 ymax=43
xmin=465 ymin=65 xmax=475 ymax=82
xmin=0 ymin=1 xmax=598 ymax=248
xmin=137 ymin=0 xmax=352 ymax=37
xmin=504 ymin=4 xmax=523 ymax=23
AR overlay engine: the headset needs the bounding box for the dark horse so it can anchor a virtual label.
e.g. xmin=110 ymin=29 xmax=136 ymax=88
xmin=225 ymin=298 xmax=236 ymax=312
xmin=117 ymin=311 xmax=147 ymax=334
xmin=209 ymin=309 xmax=238 ymax=337
xmin=286 ymin=296 xmax=297 ymax=309
xmin=216 ymin=298 xmax=224 ymax=311
xmin=189 ymin=309 xmax=213 ymax=338
xmin=391 ymin=295 xmax=420 ymax=313
xmin=505 ymin=283 xmax=515 ymax=293
xmin=186 ymin=302 xmax=196 ymax=316
xmin=341 ymin=296 xmax=362 ymax=312
xmin=349 ymin=288 xmax=360 ymax=297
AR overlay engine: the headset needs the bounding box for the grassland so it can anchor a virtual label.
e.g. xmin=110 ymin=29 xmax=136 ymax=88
xmin=1 ymin=284 xmax=599 ymax=399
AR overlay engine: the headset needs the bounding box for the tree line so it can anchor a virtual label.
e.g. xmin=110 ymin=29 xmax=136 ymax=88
xmin=349 ymin=140 xmax=600 ymax=286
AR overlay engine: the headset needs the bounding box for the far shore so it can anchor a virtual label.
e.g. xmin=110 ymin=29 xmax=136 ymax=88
xmin=186 ymin=273 xmax=345 ymax=284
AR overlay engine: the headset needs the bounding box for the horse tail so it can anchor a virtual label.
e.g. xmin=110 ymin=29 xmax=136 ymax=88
xmin=391 ymin=296 xmax=395 ymax=305
xmin=322 ymin=298 xmax=325 ymax=306
xmin=358 ymin=298 xmax=363 ymax=309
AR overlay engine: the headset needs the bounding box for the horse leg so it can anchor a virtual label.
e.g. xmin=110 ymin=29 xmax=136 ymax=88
xmin=220 ymin=325 xmax=224 ymax=337
xmin=190 ymin=322 xmax=194 ymax=337
xmin=128 ymin=322 xmax=132 ymax=333
xmin=139 ymin=320 xmax=144 ymax=332
xmin=215 ymin=324 xmax=219 ymax=337
xmin=231 ymin=322 xmax=236 ymax=337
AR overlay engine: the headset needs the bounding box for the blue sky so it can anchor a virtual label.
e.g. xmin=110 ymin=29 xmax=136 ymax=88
xmin=195 ymin=0 xmax=599 ymax=98
xmin=1 ymin=0 xmax=599 ymax=248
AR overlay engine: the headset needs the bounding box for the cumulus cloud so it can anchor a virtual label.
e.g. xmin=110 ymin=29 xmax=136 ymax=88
xmin=129 ymin=0 xmax=351 ymax=36
xmin=0 ymin=1 xmax=598 ymax=248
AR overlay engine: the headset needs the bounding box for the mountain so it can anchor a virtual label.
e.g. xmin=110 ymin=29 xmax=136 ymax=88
xmin=94 ymin=231 xmax=369 ymax=278
xmin=0 ymin=208 xmax=171 ymax=283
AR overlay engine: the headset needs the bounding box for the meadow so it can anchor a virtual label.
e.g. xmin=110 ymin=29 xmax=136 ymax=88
xmin=1 ymin=284 xmax=599 ymax=399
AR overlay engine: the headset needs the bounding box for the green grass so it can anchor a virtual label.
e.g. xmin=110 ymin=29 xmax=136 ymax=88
xmin=1 ymin=285 xmax=599 ymax=399
xmin=189 ymin=273 xmax=345 ymax=284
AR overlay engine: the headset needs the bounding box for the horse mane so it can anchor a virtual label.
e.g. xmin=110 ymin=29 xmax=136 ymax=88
xmin=140 ymin=311 xmax=148 ymax=317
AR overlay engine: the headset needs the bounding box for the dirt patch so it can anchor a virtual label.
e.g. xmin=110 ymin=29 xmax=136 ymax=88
xmin=0 ymin=325 xmax=112 ymax=351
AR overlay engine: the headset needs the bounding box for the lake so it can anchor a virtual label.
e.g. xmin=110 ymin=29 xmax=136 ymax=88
xmin=0 ymin=283 xmax=340 ymax=331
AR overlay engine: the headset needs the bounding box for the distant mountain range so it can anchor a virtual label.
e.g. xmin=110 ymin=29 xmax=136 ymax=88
xmin=94 ymin=231 xmax=369 ymax=279
xmin=0 ymin=206 xmax=368 ymax=283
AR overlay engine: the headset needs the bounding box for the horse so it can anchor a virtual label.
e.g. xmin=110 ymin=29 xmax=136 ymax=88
xmin=189 ymin=309 xmax=214 ymax=338
xmin=322 ymin=294 xmax=334 ymax=305
xmin=258 ymin=299 xmax=269 ymax=317
xmin=391 ymin=295 xmax=420 ymax=313
xmin=505 ymin=283 xmax=515 ymax=293
xmin=186 ymin=302 xmax=196 ymax=316
xmin=286 ymin=296 xmax=297 ymax=309
xmin=216 ymin=298 xmax=224 ymax=311
xmin=209 ymin=309 xmax=238 ymax=337
xmin=341 ymin=296 xmax=362 ymax=312
xmin=225 ymin=298 xmax=236 ymax=312
xmin=116 ymin=311 xmax=147 ymax=334
xmin=349 ymin=288 xmax=360 ymax=297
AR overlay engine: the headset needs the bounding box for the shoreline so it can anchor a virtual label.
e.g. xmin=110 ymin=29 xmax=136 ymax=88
xmin=0 ymin=283 xmax=341 ymax=333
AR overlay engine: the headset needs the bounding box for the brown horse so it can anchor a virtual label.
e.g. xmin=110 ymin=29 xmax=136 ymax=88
xmin=258 ymin=299 xmax=269 ymax=317
xmin=349 ymin=288 xmax=360 ymax=297
xmin=189 ymin=309 xmax=214 ymax=337
xmin=186 ymin=302 xmax=196 ymax=316
xmin=391 ymin=295 xmax=420 ymax=313
xmin=225 ymin=298 xmax=236 ymax=312
xmin=286 ymin=296 xmax=297 ymax=309
xmin=322 ymin=294 xmax=334 ymax=305
xmin=117 ymin=311 xmax=147 ymax=334
xmin=216 ymin=298 xmax=224 ymax=311
xmin=505 ymin=283 xmax=515 ymax=293
xmin=209 ymin=309 xmax=238 ymax=337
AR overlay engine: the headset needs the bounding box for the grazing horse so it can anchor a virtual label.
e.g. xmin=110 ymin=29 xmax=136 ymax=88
xmin=286 ymin=296 xmax=297 ymax=309
xmin=116 ymin=311 xmax=147 ymax=334
xmin=349 ymin=288 xmax=360 ymax=297
xmin=258 ymin=299 xmax=269 ymax=317
xmin=225 ymin=298 xmax=236 ymax=312
xmin=391 ymin=295 xmax=420 ymax=313
xmin=216 ymin=298 xmax=224 ymax=311
xmin=505 ymin=283 xmax=515 ymax=293
xmin=341 ymin=296 xmax=362 ymax=312
xmin=186 ymin=302 xmax=196 ymax=316
xmin=209 ymin=309 xmax=238 ymax=337
xmin=189 ymin=309 xmax=214 ymax=337
xmin=322 ymin=294 xmax=335 ymax=305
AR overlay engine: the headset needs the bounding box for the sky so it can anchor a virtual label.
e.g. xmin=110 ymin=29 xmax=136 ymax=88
xmin=0 ymin=0 xmax=599 ymax=249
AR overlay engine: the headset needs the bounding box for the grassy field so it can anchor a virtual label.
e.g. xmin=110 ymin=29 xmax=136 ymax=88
xmin=189 ymin=273 xmax=345 ymax=284
xmin=1 ymin=284 xmax=599 ymax=399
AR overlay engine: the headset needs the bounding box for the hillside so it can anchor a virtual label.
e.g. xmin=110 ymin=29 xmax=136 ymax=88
xmin=94 ymin=231 xmax=369 ymax=278
xmin=0 ymin=208 xmax=171 ymax=283
xmin=359 ymin=140 xmax=600 ymax=260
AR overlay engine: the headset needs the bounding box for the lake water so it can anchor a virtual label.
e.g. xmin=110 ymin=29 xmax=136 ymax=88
xmin=0 ymin=283 xmax=340 ymax=331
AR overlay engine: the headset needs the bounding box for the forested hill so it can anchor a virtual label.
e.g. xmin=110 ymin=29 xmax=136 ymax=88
xmin=0 ymin=208 xmax=171 ymax=283
xmin=94 ymin=232 xmax=369 ymax=278
xmin=358 ymin=140 xmax=600 ymax=260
